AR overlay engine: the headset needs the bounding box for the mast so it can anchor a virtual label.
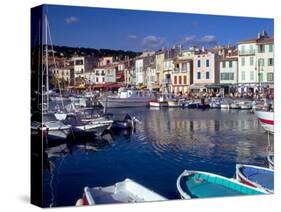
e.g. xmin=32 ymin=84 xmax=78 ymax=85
xmin=45 ymin=14 xmax=49 ymax=111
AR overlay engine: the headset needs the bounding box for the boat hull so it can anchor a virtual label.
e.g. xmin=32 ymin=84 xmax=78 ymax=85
xmin=100 ymin=97 xmax=154 ymax=108
xmin=254 ymin=111 xmax=274 ymax=133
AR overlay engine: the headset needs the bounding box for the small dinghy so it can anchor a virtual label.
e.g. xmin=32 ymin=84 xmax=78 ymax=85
xmin=177 ymin=170 xmax=265 ymax=199
xmin=267 ymin=153 xmax=274 ymax=169
xmin=236 ymin=164 xmax=274 ymax=193
xmin=76 ymin=178 xmax=167 ymax=206
xmin=111 ymin=114 xmax=140 ymax=130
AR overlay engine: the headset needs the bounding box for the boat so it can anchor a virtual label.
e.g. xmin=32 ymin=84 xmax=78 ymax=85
xmin=63 ymin=114 xmax=112 ymax=137
xmin=230 ymin=101 xmax=240 ymax=109
xmin=239 ymin=101 xmax=252 ymax=110
xmin=99 ymin=88 xmax=155 ymax=108
xmin=220 ymin=100 xmax=231 ymax=109
xmin=167 ymin=98 xmax=185 ymax=108
xmin=267 ymin=153 xmax=274 ymax=169
xmin=76 ymin=178 xmax=167 ymax=206
xmin=176 ymin=170 xmax=266 ymax=199
xmin=210 ymin=101 xmax=221 ymax=109
xmin=31 ymin=113 xmax=71 ymax=141
xmin=197 ymin=103 xmax=210 ymax=110
xmin=254 ymin=111 xmax=274 ymax=134
xmin=236 ymin=164 xmax=274 ymax=193
xmin=111 ymin=114 xmax=140 ymax=130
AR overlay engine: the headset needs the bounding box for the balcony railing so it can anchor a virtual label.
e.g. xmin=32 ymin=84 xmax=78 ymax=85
xmin=173 ymin=68 xmax=187 ymax=73
xmin=238 ymin=50 xmax=255 ymax=56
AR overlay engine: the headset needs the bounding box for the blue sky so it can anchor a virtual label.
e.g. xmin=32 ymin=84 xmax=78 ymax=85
xmin=43 ymin=4 xmax=274 ymax=51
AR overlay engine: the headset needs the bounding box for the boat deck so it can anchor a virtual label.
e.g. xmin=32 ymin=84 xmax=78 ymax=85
xmin=181 ymin=173 xmax=262 ymax=198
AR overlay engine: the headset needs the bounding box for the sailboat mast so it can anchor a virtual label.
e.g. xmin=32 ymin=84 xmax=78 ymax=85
xmin=45 ymin=14 xmax=49 ymax=111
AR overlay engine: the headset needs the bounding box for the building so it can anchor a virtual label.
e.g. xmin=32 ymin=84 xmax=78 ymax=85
xmin=192 ymin=48 xmax=220 ymax=92
xmin=155 ymin=50 xmax=165 ymax=90
xmin=237 ymin=31 xmax=274 ymax=94
xmin=172 ymin=48 xmax=195 ymax=94
xmin=51 ymin=67 xmax=72 ymax=87
xmin=135 ymin=51 xmax=155 ymax=87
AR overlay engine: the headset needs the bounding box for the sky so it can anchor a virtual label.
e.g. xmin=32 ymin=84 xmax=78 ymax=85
xmin=41 ymin=4 xmax=274 ymax=51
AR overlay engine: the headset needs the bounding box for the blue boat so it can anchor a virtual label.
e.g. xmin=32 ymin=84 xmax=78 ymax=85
xmin=177 ymin=170 xmax=266 ymax=199
xmin=236 ymin=164 xmax=274 ymax=193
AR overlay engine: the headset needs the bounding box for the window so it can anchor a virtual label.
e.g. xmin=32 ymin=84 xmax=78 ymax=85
xmin=241 ymin=45 xmax=245 ymax=54
xmin=250 ymin=45 xmax=254 ymax=53
xmin=174 ymin=76 xmax=177 ymax=85
xmin=197 ymin=72 xmax=201 ymax=79
xmin=258 ymin=73 xmax=263 ymax=82
xmin=206 ymin=72 xmax=210 ymax=79
xmin=179 ymin=76 xmax=182 ymax=84
xmin=267 ymin=73 xmax=274 ymax=81
xmin=241 ymin=57 xmax=245 ymax=66
xmin=96 ymin=70 xmax=100 ymax=76
xmin=183 ymin=76 xmax=187 ymax=84
xmin=268 ymin=44 xmax=273 ymax=52
xmin=229 ymin=73 xmax=234 ymax=80
xmin=96 ymin=77 xmax=99 ymax=82
xmin=229 ymin=61 xmax=233 ymax=68
xmin=258 ymin=44 xmax=265 ymax=53
xmin=250 ymin=71 xmax=254 ymax=81
xmin=102 ymin=77 xmax=105 ymax=82
xmin=222 ymin=61 xmax=226 ymax=68
xmin=197 ymin=60 xmax=201 ymax=68
xmin=250 ymin=57 xmax=254 ymax=66
xmin=258 ymin=58 xmax=264 ymax=66
xmin=242 ymin=71 xmax=245 ymax=81
xmin=268 ymin=58 xmax=274 ymax=66
xmin=206 ymin=59 xmax=209 ymax=67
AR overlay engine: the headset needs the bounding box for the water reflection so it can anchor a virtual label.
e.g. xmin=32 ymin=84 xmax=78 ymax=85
xmin=42 ymin=108 xmax=273 ymax=207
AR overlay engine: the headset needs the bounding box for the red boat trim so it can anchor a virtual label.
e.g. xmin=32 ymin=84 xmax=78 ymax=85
xmin=259 ymin=118 xmax=274 ymax=125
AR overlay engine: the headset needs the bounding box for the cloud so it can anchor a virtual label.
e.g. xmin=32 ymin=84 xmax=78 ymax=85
xmin=181 ymin=34 xmax=217 ymax=47
xmin=141 ymin=35 xmax=165 ymax=49
xmin=65 ymin=16 xmax=79 ymax=24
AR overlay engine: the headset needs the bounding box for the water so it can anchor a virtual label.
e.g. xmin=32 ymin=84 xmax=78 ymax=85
xmin=42 ymin=108 xmax=272 ymax=207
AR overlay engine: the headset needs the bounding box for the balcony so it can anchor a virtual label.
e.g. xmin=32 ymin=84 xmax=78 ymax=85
xmin=238 ymin=50 xmax=255 ymax=56
xmin=173 ymin=68 xmax=187 ymax=73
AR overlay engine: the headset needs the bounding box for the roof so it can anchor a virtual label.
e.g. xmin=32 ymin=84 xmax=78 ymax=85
xmin=238 ymin=36 xmax=274 ymax=45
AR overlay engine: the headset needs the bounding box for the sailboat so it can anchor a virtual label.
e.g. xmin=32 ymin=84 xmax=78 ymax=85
xmin=31 ymin=13 xmax=71 ymax=142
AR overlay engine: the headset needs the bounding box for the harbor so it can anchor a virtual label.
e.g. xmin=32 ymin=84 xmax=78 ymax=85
xmin=30 ymin=5 xmax=274 ymax=208
xmin=38 ymin=105 xmax=273 ymax=207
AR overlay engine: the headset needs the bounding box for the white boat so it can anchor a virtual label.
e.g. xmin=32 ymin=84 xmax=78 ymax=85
xmin=220 ymin=102 xmax=230 ymax=109
xmin=210 ymin=101 xmax=221 ymax=109
xmin=230 ymin=101 xmax=240 ymax=109
xmin=99 ymin=88 xmax=155 ymax=108
xmin=167 ymin=99 xmax=184 ymax=108
xmin=76 ymin=178 xmax=167 ymax=205
xmin=31 ymin=113 xmax=71 ymax=141
xmin=239 ymin=101 xmax=252 ymax=110
xmin=254 ymin=111 xmax=274 ymax=134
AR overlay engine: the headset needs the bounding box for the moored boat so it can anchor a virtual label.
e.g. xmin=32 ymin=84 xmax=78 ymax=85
xmin=254 ymin=111 xmax=274 ymax=134
xmin=176 ymin=170 xmax=266 ymax=199
xmin=76 ymin=178 xmax=167 ymax=205
xmin=236 ymin=164 xmax=274 ymax=193
xmin=99 ymin=88 xmax=155 ymax=108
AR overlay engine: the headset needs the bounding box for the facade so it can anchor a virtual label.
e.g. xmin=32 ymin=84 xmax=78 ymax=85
xmin=237 ymin=31 xmax=274 ymax=93
xmin=193 ymin=50 xmax=220 ymax=86
xmin=219 ymin=57 xmax=238 ymax=84
xmin=135 ymin=51 xmax=155 ymax=86
xmin=155 ymin=51 xmax=165 ymax=90
xmin=51 ymin=67 xmax=72 ymax=86
xmin=172 ymin=50 xmax=194 ymax=94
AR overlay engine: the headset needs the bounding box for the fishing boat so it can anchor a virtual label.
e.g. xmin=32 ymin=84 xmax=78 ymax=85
xmin=167 ymin=99 xmax=185 ymax=108
xmin=31 ymin=113 xmax=71 ymax=141
xmin=220 ymin=100 xmax=231 ymax=109
xmin=99 ymin=88 xmax=155 ymax=108
xmin=76 ymin=178 xmax=167 ymax=206
xmin=254 ymin=111 xmax=274 ymax=134
xmin=267 ymin=153 xmax=274 ymax=169
xmin=210 ymin=101 xmax=221 ymax=109
xmin=176 ymin=170 xmax=266 ymax=199
xmin=236 ymin=164 xmax=274 ymax=193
